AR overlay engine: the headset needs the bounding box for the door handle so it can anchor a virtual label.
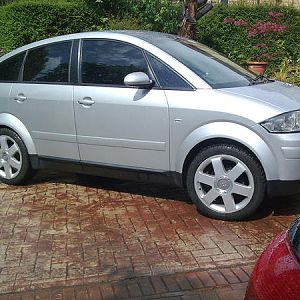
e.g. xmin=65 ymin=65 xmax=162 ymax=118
xmin=14 ymin=94 xmax=27 ymax=103
xmin=78 ymin=97 xmax=95 ymax=107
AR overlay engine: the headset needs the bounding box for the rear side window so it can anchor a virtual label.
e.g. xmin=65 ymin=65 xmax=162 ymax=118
xmin=81 ymin=40 xmax=149 ymax=86
xmin=146 ymin=54 xmax=192 ymax=90
xmin=0 ymin=52 xmax=25 ymax=82
xmin=23 ymin=41 xmax=72 ymax=83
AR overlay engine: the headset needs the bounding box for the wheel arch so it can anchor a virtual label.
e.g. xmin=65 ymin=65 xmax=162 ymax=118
xmin=0 ymin=113 xmax=37 ymax=154
xmin=174 ymin=122 xmax=278 ymax=185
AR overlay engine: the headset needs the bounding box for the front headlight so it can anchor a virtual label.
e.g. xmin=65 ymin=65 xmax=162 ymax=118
xmin=261 ymin=110 xmax=300 ymax=133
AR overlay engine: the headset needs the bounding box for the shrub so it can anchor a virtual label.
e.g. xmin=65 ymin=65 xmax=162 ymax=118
xmin=0 ymin=0 xmax=106 ymax=53
xmin=272 ymin=58 xmax=300 ymax=86
xmin=126 ymin=0 xmax=180 ymax=33
xmin=196 ymin=4 xmax=300 ymax=72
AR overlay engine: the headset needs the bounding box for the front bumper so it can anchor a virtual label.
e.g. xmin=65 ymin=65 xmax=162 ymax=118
xmin=254 ymin=125 xmax=300 ymax=182
xmin=267 ymin=180 xmax=300 ymax=197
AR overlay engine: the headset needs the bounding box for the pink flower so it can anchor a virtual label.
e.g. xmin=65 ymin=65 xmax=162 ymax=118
xmin=247 ymin=21 xmax=287 ymax=36
xmin=260 ymin=53 xmax=276 ymax=60
xmin=234 ymin=19 xmax=247 ymax=26
xmin=247 ymin=29 xmax=258 ymax=37
xmin=268 ymin=11 xmax=284 ymax=20
xmin=253 ymin=43 xmax=268 ymax=49
xmin=223 ymin=17 xmax=234 ymax=24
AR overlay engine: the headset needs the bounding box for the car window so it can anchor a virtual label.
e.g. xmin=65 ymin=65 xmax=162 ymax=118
xmin=23 ymin=41 xmax=72 ymax=83
xmin=81 ymin=40 xmax=149 ymax=86
xmin=146 ymin=36 xmax=256 ymax=89
xmin=146 ymin=54 xmax=192 ymax=90
xmin=0 ymin=52 xmax=25 ymax=82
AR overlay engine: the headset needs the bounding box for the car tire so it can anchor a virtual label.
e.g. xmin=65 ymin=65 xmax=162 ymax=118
xmin=186 ymin=144 xmax=266 ymax=220
xmin=0 ymin=128 xmax=35 ymax=185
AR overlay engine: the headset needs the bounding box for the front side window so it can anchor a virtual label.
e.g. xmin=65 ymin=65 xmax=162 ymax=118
xmin=146 ymin=53 xmax=192 ymax=90
xmin=23 ymin=41 xmax=72 ymax=83
xmin=0 ymin=52 xmax=25 ymax=82
xmin=81 ymin=40 xmax=149 ymax=85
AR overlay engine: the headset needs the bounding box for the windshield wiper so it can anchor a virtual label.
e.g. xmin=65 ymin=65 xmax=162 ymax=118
xmin=249 ymin=75 xmax=274 ymax=85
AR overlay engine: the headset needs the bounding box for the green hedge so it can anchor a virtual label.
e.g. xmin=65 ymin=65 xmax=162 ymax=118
xmin=0 ymin=0 xmax=105 ymax=54
xmin=1 ymin=0 xmax=299 ymax=76
xmin=126 ymin=0 xmax=180 ymax=33
xmin=196 ymin=4 xmax=300 ymax=71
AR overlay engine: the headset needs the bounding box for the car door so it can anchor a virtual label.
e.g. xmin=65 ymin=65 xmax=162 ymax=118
xmin=9 ymin=40 xmax=79 ymax=160
xmin=74 ymin=39 xmax=169 ymax=171
xmin=0 ymin=52 xmax=26 ymax=114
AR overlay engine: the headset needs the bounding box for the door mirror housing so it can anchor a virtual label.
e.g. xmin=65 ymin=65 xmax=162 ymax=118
xmin=124 ymin=72 xmax=154 ymax=88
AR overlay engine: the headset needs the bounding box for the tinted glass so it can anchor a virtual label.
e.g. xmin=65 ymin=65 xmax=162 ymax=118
xmin=0 ymin=52 xmax=25 ymax=81
xmin=147 ymin=54 xmax=192 ymax=90
xmin=147 ymin=36 xmax=256 ymax=89
xmin=23 ymin=41 xmax=72 ymax=83
xmin=81 ymin=40 xmax=149 ymax=85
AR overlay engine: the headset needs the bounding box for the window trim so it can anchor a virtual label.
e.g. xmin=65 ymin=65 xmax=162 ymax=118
xmin=20 ymin=40 xmax=74 ymax=85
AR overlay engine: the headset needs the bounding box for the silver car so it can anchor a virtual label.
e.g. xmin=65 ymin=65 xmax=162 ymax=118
xmin=0 ymin=30 xmax=300 ymax=220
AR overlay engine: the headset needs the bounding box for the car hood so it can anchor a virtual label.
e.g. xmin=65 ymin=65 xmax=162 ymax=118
xmin=219 ymin=81 xmax=300 ymax=113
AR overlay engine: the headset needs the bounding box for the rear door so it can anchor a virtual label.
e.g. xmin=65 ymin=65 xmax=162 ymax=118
xmin=0 ymin=52 xmax=25 ymax=115
xmin=9 ymin=41 xmax=79 ymax=160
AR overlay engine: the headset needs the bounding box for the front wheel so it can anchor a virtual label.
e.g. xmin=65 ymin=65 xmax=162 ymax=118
xmin=0 ymin=128 xmax=35 ymax=185
xmin=186 ymin=144 xmax=266 ymax=220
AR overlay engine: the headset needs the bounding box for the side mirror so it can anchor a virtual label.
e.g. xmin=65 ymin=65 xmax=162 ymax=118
xmin=124 ymin=72 xmax=154 ymax=88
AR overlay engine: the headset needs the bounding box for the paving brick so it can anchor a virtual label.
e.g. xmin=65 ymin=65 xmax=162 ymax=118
xmin=62 ymin=287 xmax=75 ymax=300
xmin=215 ymin=241 xmax=236 ymax=254
xmin=185 ymin=272 xmax=204 ymax=289
xmin=219 ymin=269 xmax=240 ymax=284
xmin=99 ymin=283 xmax=115 ymax=300
xmin=138 ymin=277 xmax=155 ymax=296
xmin=18 ymin=291 xmax=34 ymax=300
xmin=50 ymin=288 xmax=63 ymax=300
xmin=242 ymin=265 xmax=254 ymax=277
xmin=127 ymin=282 xmax=142 ymax=298
xmin=151 ymin=276 xmax=168 ymax=294
xmin=195 ymin=273 xmax=215 ymax=290
xmin=178 ymin=276 xmax=197 ymax=293
xmin=0 ymin=171 xmax=297 ymax=299
xmin=208 ymin=270 xmax=228 ymax=286
xmin=7 ymin=295 xmax=21 ymax=300
xmin=216 ymin=286 xmax=246 ymax=300
xmin=86 ymin=285 xmax=102 ymax=300
xmin=234 ymin=245 xmax=255 ymax=258
xmin=231 ymin=268 xmax=250 ymax=283
xmin=163 ymin=276 xmax=181 ymax=292
xmin=211 ymin=253 xmax=242 ymax=262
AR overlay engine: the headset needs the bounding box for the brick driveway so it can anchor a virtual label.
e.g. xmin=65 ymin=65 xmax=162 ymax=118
xmin=1 ymin=171 xmax=299 ymax=299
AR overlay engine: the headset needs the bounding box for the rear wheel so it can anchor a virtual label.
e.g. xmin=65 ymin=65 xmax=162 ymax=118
xmin=186 ymin=144 xmax=266 ymax=220
xmin=0 ymin=128 xmax=35 ymax=185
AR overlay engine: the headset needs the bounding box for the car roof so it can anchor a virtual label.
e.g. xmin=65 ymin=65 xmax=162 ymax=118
xmin=1 ymin=30 xmax=175 ymax=58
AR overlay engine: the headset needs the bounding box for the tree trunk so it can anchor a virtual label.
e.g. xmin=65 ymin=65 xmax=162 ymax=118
xmin=178 ymin=0 xmax=198 ymax=39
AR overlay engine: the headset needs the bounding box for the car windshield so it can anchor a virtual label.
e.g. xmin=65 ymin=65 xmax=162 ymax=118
xmin=157 ymin=37 xmax=257 ymax=89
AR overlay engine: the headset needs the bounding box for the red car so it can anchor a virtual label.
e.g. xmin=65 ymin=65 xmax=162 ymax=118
xmin=245 ymin=217 xmax=300 ymax=299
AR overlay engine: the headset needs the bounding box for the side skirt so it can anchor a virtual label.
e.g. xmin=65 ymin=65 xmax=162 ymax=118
xmin=30 ymin=155 xmax=183 ymax=187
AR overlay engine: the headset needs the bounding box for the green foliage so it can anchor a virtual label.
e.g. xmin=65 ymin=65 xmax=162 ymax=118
xmin=196 ymin=4 xmax=300 ymax=72
xmin=84 ymin=0 xmax=128 ymax=15
xmin=126 ymin=0 xmax=180 ymax=33
xmin=107 ymin=17 xmax=147 ymax=31
xmin=0 ymin=0 xmax=106 ymax=53
xmin=272 ymin=58 xmax=300 ymax=86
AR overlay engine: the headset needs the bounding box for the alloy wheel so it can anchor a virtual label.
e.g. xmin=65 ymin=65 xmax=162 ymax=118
xmin=0 ymin=135 xmax=22 ymax=180
xmin=193 ymin=154 xmax=254 ymax=214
